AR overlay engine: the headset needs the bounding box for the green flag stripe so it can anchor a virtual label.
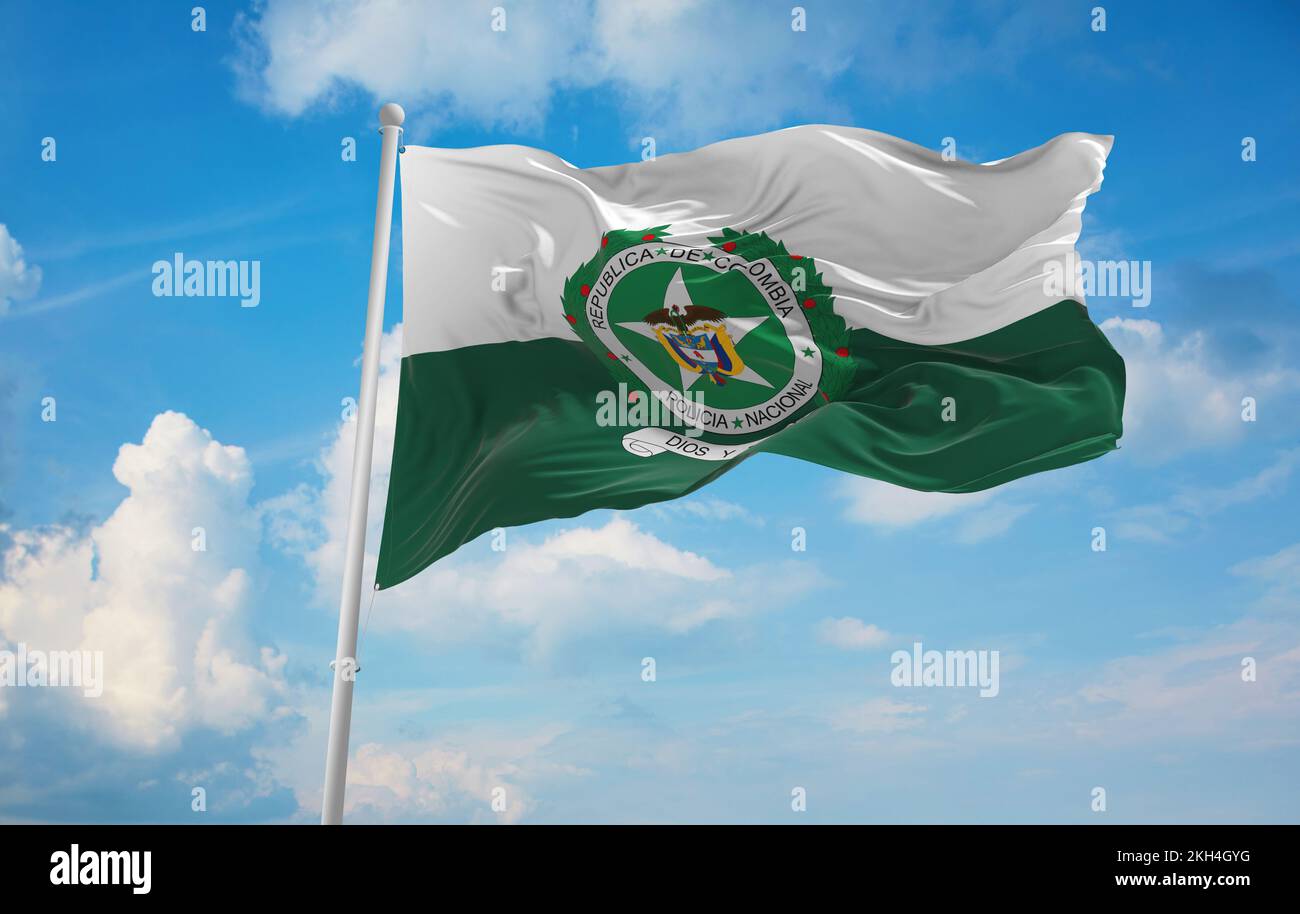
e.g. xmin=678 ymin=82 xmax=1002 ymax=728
xmin=376 ymin=300 xmax=1123 ymax=589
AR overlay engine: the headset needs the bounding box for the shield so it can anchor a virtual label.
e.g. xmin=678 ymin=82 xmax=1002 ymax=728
xmin=655 ymin=321 xmax=745 ymax=385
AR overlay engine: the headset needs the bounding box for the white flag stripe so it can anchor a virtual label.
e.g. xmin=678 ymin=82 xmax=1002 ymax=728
xmin=399 ymin=126 xmax=1110 ymax=356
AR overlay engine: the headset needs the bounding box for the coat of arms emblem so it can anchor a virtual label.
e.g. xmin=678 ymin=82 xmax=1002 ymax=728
xmin=562 ymin=226 xmax=854 ymax=445
xmin=644 ymin=270 xmax=751 ymax=388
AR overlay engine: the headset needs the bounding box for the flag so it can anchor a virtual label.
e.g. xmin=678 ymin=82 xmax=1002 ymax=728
xmin=376 ymin=126 xmax=1123 ymax=589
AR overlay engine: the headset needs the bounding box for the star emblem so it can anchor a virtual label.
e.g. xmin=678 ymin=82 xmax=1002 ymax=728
xmin=615 ymin=269 xmax=775 ymax=392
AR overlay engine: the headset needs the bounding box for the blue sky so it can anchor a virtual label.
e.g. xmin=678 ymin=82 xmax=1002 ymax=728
xmin=1 ymin=0 xmax=1298 ymax=823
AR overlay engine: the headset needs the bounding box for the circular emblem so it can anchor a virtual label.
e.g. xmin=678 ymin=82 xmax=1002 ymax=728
xmin=563 ymin=227 xmax=853 ymax=443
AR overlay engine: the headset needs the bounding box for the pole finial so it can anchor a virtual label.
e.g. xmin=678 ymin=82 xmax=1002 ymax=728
xmin=379 ymin=102 xmax=405 ymax=128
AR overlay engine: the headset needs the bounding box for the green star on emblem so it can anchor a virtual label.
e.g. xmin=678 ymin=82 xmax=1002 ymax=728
xmin=801 ymin=346 xmax=816 ymax=358
xmin=732 ymin=417 xmax=743 ymax=429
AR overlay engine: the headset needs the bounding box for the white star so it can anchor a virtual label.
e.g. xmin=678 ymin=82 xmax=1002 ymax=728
xmin=615 ymin=269 xmax=775 ymax=392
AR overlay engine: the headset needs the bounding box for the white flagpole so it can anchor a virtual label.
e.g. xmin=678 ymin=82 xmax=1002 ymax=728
xmin=321 ymin=101 xmax=405 ymax=825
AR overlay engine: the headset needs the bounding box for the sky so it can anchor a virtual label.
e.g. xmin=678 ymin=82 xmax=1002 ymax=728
xmin=0 ymin=0 xmax=1298 ymax=824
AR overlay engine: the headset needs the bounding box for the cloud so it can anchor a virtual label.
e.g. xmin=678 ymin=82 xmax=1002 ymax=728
xmin=232 ymin=1 xmax=1075 ymax=143
xmin=1102 ymin=318 xmax=1300 ymax=463
xmin=953 ymin=502 xmax=1034 ymax=545
xmin=1055 ymin=537 xmax=1300 ymax=749
xmin=0 ymin=224 xmax=41 ymax=315
xmin=339 ymin=742 xmax=531 ymax=824
xmin=1114 ymin=449 xmax=1299 ymax=543
xmin=1070 ymin=617 xmax=1300 ymax=747
xmin=646 ymin=495 xmax=763 ymax=526
xmin=582 ymin=0 xmax=852 ymax=142
xmin=838 ymin=477 xmax=1032 ymax=543
xmin=840 ymin=479 xmax=996 ymax=527
xmin=831 ymin=697 xmax=927 ymax=734
xmin=0 ymin=374 xmax=16 ymax=519
xmin=232 ymin=0 xmax=851 ymax=140
xmin=816 ymin=616 xmax=889 ymax=650
xmin=245 ymin=695 xmax=587 ymax=824
xmin=232 ymin=0 xmax=598 ymax=132
xmin=0 ymin=412 xmax=288 ymax=750
xmin=388 ymin=515 xmax=790 ymax=660
xmin=0 ymin=270 xmax=141 ymax=322
xmin=1232 ymin=541 xmax=1300 ymax=613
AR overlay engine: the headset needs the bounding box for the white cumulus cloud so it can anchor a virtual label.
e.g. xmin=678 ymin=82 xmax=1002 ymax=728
xmin=1101 ymin=317 xmax=1300 ymax=463
xmin=232 ymin=1 xmax=1069 ymax=144
xmin=840 ymin=479 xmax=998 ymax=528
xmin=233 ymin=0 xmax=598 ymax=131
xmin=816 ymin=616 xmax=889 ymax=650
xmin=839 ymin=477 xmax=1032 ymax=543
xmin=0 ymin=224 xmax=41 ymax=315
xmin=0 ymin=412 xmax=288 ymax=750
xmin=340 ymin=742 xmax=531 ymax=824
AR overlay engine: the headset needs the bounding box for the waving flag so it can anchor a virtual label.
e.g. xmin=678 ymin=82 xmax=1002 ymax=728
xmin=376 ymin=126 xmax=1124 ymax=589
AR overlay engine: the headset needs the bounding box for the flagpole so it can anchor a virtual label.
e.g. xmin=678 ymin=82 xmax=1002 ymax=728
xmin=321 ymin=102 xmax=404 ymax=825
